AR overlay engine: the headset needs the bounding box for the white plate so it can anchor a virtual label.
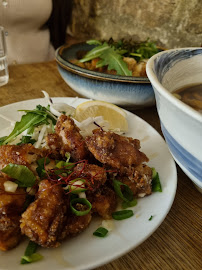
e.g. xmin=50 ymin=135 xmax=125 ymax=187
xmin=0 ymin=98 xmax=177 ymax=270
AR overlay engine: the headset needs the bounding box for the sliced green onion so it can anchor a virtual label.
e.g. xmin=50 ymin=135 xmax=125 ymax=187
xmin=65 ymin=152 xmax=71 ymax=162
xmin=70 ymin=198 xmax=92 ymax=216
xmin=152 ymin=168 xmax=162 ymax=192
xmin=21 ymin=241 xmax=40 ymax=264
xmin=93 ymin=227 xmax=108 ymax=237
xmin=2 ymin=164 xmax=36 ymax=187
xmin=112 ymin=210 xmax=134 ymax=220
xmin=69 ymin=178 xmax=86 ymax=194
xmin=21 ymin=253 xmax=43 ymax=264
xmin=149 ymin=215 xmax=153 ymax=221
xmin=55 ymin=160 xmax=75 ymax=170
xmin=151 ymin=167 xmax=157 ymax=179
xmin=122 ymin=199 xmax=137 ymax=209
xmin=113 ymin=179 xmax=133 ymax=202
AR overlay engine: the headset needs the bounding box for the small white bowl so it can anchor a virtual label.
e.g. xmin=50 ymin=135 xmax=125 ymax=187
xmin=146 ymin=48 xmax=202 ymax=190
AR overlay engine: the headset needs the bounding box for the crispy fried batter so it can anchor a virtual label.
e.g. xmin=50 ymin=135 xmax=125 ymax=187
xmin=45 ymin=133 xmax=63 ymax=160
xmin=85 ymin=129 xmax=149 ymax=170
xmin=73 ymin=163 xmax=107 ymax=191
xmin=87 ymin=186 xmax=118 ymax=219
xmin=118 ymin=164 xmax=152 ymax=197
xmin=0 ymin=144 xmax=43 ymax=173
xmin=55 ymin=115 xmax=88 ymax=161
xmin=20 ymin=180 xmax=68 ymax=248
xmin=0 ymin=177 xmax=26 ymax=251
xmin=60 ymin=207 xmax=92 ymax=240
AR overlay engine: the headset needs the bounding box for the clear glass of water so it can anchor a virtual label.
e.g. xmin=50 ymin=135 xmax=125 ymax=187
xmin=0 ymin=26 xmax=9 ymax=86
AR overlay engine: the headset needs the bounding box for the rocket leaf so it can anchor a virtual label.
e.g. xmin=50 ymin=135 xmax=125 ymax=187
xmin=80 ymin=42 xmax=109 ymax=63
xmin=96 ymin=47 xmax=132 ymax=76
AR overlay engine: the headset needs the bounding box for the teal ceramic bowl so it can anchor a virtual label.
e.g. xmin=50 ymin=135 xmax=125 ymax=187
xmin=55 ymin=43 xmax=155 ymax=108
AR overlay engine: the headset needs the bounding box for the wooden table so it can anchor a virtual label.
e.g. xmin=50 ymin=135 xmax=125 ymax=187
xmin=0 ymin=61 xmax=201 ymax=270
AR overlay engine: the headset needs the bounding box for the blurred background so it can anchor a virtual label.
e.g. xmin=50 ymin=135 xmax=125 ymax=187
xmin=68 ymin=0 xmax=202 ymax=48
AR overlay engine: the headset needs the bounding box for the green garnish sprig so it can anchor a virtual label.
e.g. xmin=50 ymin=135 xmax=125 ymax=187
xmin=152 ymin=168 xmax=162 ymax=192
xmin=2 ymin=164 xmax=36 ymax=187
xmin=79 ymin=38 xmax=159 ymax=76
xmin=0 ymin=105 xmax=56 ymax=145
xmin=112 ymin=210 xmax=134 ymax=220
xmin=93 ymin=227 xmax=108 ymax=237
xmin=21 ymin=241 xmax=43 ymax=264
xmin=70 ymin=198 xmax=92 ymax=216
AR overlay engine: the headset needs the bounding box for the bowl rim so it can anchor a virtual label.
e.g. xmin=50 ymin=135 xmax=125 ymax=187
xmin=146 ymin=47 xmax=202 ymax=123
xmin=55 ymin=43 xmax=150 ymax=84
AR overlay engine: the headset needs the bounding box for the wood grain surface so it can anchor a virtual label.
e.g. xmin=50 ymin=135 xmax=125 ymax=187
xmin=0 ymin=61 xmax=201 ymax=270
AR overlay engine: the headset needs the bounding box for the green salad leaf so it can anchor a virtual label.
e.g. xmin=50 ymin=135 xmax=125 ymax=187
xmin=2 ymin=164 xmax=36 ymax=187
xmin=80 ymin=42 xmax=109 ymax=63
xmin=96 ymin=47 xmax=132 ymax=76
xmin=1 ymin=113 xmax=45 ymax=145
xmin=80 ymin=38 xmax=159 ymax=76
xmin=1 ymin=105 xmax=57 ymax=145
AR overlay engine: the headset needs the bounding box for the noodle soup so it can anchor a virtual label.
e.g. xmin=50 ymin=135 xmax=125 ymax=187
xmin=173 ymin=84 xmax=202 ymax=113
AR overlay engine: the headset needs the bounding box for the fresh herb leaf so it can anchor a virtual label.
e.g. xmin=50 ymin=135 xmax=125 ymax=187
xmin=149 ymin=215 xmax=153 ymax=221
xmin=1 ymin=113 xmax=46 ymax=145
xmin=96 ymin=47 xmax=132 ymax=76
xmin=86 ymin=40 xmax=102 ymax=46
xmin=93 ymin=227 xmax=108 ymax=237
xmin=80 ymin=38 xmax=159 ymax=76
xmin=17 ymin=136 xmax=36 ymax=145
xmin=80 ymin=42 xmax=109 ymax=63
xmin=135 ymin=41 xmax=159 ymax=61
xmin=2 ymin=164 xmax=36 ymax=187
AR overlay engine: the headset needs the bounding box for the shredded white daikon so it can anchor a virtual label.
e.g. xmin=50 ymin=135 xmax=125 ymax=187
xmin=76 ymin=116 xmax=110 ymax=138
xmin=42 ymin=90 xmax=76 ymax=117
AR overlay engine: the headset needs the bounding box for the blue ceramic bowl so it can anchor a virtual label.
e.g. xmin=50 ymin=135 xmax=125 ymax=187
xmin=55 ymin=43 xmax=155 ymax=108
xmin=146 ymin=48 xmax=202 ymax=191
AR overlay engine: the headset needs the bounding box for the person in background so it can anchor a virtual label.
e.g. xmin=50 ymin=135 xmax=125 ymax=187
xmin=0 ymin=0 xmax=72 ymax=65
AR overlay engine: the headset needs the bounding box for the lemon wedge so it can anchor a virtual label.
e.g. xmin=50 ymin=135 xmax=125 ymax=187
xmin=75 ymin=100 xmax=128 ymax=132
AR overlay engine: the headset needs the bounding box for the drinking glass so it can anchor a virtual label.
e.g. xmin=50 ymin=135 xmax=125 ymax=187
xmin=0 ymin=26 xmax=9 ymax=86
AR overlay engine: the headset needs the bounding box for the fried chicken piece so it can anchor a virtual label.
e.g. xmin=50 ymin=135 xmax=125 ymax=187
xmin=0 ymin=177 xmax=26 ymax=251
xmin=45 ymin=133 xmax=63 ymax=160
xmin=20 ymin=180 xmax=68 ymax=248
xmin=0 ymin=144 xmax=43 ymax=173
xmin=87 ymin=186 xmax=118 ymax=219
xmin=118 ymin=164 xmax=152 ymax=197
xmin=73 ymin=163 xmax=107 ymax=191
xmin=60 ymin=207 xmax=92 ymax=240
xmin=55 ymin=115 xmax=88 ymax=161
xmin=85 ymin=129 xmax=149 ymax=170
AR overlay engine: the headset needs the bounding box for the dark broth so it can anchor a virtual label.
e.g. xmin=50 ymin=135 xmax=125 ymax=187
xmin=173 ymin=84 xmax=202 ymax=112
